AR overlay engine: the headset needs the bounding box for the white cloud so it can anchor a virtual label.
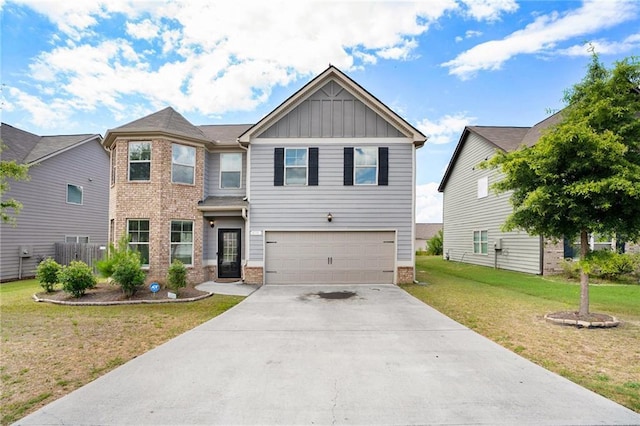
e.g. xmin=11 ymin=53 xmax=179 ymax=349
xmin=416 ymin=182 xmax=443 ymax=223
xmin=7 ymin=87 xmax=73 ymax=129
xmin=557 ymin=33 xmax=640 ymax=56
xmin=125 ymin=19 xmax=159 ymax=40
xmin=460 ymin=0 xmax=518 ymax=21
xmin=455 ymin=30 xmax=483 ymax=42
xmin=443 ymin=0 xmax=639 ymax=79
xmin=416 ymin=113 xmax=476 ymax=145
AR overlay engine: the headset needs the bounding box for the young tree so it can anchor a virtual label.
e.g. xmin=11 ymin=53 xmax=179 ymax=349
xmin=482 ymin=53 xmax=640 ymax=318
xmin=0 ymin=143 xmax=30 ymax=224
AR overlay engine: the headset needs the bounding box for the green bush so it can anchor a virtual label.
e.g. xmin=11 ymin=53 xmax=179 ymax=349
xmin=560 ymin=258 xmax=581 ymax=279
xmin=167 ymin=259 xmax=187 ymax=295
xmin=426 ymin=230 xmax=443 ymax=256
xmin=111 ymin=251 xmax=145 ymax=297
xmin=96 ymin=235 xmax=131 ymax=279
xmin=58 ymin=261 xmax=97 ymax=298
xmin=36 ymin=257 xmax=61 ymax=292
xmin=586 ymin=250 xmax=635 ymax=280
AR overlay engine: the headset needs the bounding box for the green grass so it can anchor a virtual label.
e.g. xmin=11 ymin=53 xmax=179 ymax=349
xmin=1 ymin=279 xmax=244 ymax=425
xmin=404 ymin=256 xmax=640 ymax=413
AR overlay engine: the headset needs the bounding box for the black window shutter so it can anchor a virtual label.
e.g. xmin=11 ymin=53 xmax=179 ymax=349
xmin=344 ymin=147 xmax=354 ymax=186
xmin=274 ymin=148 xmax=284 ymax=186
xmin=378 ymin=147 xmax=389 ymax=186
xmin=308 ymin=147 xmax=319 ymax=186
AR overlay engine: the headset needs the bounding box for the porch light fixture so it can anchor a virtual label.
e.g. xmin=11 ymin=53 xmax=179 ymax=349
xmin=209 ymin=219 xmax=215 ymax=228
xmin=327 ymin=213 xmax=333 ymax=222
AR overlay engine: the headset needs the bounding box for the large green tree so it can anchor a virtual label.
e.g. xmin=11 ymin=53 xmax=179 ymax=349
xmin=0 ymin=143 xmax=30 ymax=224
xmin=482 ymin=54 xmax=640 ymax=317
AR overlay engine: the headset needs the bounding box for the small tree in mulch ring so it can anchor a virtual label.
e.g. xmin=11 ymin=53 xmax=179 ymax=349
xmin=111 ymin=250 xmax=146 ymax=298
xmin=167 ymin=259 xmax=187 ymax=296
xmin=58 ymin=261 xmax=97 ymax=298
xmin=36 ymin=257 xmax=61 ymax=293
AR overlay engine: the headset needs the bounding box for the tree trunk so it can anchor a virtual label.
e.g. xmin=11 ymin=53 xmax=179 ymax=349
xmin=579 ymin=230 xmax=590 ymax=317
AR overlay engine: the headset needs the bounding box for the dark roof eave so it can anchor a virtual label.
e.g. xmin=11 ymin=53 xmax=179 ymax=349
xmin=103 ymin=128 xmax=212 ymax=149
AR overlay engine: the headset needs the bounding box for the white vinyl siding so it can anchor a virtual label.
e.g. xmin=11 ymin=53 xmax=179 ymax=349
xmin=442 ymin=132 xmax=542 ymax=274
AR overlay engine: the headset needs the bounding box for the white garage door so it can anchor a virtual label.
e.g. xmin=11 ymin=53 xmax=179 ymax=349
xmin=264 ymin=231 xmax=395 ymax=284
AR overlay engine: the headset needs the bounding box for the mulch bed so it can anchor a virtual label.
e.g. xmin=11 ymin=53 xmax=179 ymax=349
xmin=34 ymin=282 xmax=209 ymax=304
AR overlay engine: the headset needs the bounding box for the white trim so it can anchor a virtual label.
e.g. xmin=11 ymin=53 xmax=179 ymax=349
xmin=66 ymin=183 xmax=83 ymax=205
xmin=246 ymin=260 xmax=264 ymax=268
xmin=411 ymin=144 xmax=416 ymax=270
xmin=283 ymin=147 xmax=309 ymax=186
xmin=353 ymin=146 xmax=378 ymax=186
xmin=169 ymin=219 xmax=195 ymax=267
xmin=171 ymin=143 xmax=196 ymax=185
xmin=397 ymin=261 xmax=414 ymax=267
xmin=473 ymin=229 xmax=489 ymax=255
xmin=128 ymin=141 xmax=152 ymax=182
xmin=127 ymin=218 xmax=150 ymax=267
xmin=252 ymin=137 xmax=410 ymax=146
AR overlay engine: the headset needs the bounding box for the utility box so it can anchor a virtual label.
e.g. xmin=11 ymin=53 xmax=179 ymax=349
xmin=19 ymin=246 xmax=32 ymax=258
xmin=493 ymin=239 xmax=503 ymax=250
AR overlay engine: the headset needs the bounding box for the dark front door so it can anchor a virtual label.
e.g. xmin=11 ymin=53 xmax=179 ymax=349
xmin=218 ymin=229 xmax=241 ymax=279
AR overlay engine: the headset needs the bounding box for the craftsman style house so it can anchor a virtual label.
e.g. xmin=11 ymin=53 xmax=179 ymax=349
xmin=0 ymin=123 xmax=108 ymax=281
xmin=104 ymin=66 xmax=426 ymax=285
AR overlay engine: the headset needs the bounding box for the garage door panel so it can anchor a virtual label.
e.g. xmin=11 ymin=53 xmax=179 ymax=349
xmin=265 ymin=231 xmax=395 ymax=284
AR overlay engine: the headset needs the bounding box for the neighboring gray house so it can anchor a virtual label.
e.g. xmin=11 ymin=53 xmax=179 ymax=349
xmin=0 ymin=123 xmax=108 ymax=281
xmin=415 ymin=223 xmax=443 ymax=251
xmin=104 ymin=66 xmax=426 ymax=285
xmin=438 ymin=114 xmax=567 ymax=275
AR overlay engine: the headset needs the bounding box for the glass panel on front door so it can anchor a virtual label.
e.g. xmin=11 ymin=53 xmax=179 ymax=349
xmin=218 ymin=229 xmax=241 ymax=278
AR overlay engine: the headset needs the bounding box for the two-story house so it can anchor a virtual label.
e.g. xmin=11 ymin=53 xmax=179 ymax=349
xmin=104 ymin=66 xmax=425 ymax=285
xmin=0 ymin=123 xmax=108 ymax=281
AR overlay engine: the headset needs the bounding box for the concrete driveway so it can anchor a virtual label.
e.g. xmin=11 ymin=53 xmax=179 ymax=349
xmin=17 ymin=284 xmax=640 ymax=425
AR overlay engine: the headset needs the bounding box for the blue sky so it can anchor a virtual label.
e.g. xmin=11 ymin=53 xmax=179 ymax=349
xmin=2 ymin=0 xmax=639 ymax=222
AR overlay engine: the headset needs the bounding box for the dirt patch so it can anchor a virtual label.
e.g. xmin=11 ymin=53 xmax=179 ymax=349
xmin=35 ymin=282 xmax=209 ymax=304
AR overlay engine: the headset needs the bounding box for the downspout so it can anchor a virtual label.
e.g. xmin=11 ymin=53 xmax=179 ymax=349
xmin=238 ymin=141 xmax=250 ymax=282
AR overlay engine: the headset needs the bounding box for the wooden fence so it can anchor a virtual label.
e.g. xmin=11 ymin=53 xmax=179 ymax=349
xmin=54 ymin=243 xmax=106 ymax=272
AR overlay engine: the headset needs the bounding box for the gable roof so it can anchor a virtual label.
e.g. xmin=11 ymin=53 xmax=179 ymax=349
xmin=1 ymin=123 xmax=102 ymax=165
xmin=238 ymin=65 xmax=426 ymax=146
xmin=103 ymin=107 xmax=210 ymax=148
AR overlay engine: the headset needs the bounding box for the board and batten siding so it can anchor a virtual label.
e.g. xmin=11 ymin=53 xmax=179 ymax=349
xmin=442 ymin=132 xmax=542 ymax=274
xmin=204 ymin=151 xmax=247 ymax=198
xmin=0 ymin=140 xmax=110 ymax=281
xmin=248 ymin=140 xmax=414 ymax=264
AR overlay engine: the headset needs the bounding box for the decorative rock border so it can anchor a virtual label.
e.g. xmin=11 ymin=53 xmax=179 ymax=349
xmin=544 ymin=311 xmax=620 ymax=328
xmin=32 ymin=291 xmax=214 ymax=306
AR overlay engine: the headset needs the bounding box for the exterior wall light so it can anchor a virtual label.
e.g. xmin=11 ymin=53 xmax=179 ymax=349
xmin=209 ymin=220 xmax=215 ymax=228
xmin=327 ymin=213 xmax=333 ymax=222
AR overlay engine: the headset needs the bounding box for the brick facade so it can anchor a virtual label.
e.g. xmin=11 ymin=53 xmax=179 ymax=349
xmin=397 ymin=266 xmax=414 ymax=284
xmin=543 ymin=239 xmax=565 ymax=275
xmin=243 ymin=266 xmax=264 ymax=285
xmin=109 ymin=137 xmax=205 ymax=285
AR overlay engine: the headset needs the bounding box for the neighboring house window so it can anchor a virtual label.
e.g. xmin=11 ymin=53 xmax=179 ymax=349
xmin=65 ymin=236 xmax=89 ymax=243
xmin=171 ymin=220 xmax=193 ymax=265
xmin=66 ymin=184 xmax=83 ymax=205
xmin=128 ymin=219 xmax=150 ymax=266
xmin=172 ymin=144 xmax=196 ymax=185
xmin=344 ymin=147 xmax=388 ymax=186
xmin=129 ymin=142 xmax=151 ymax=181
xmin=477 ymin=176 xmax=488 ymax=198
xmin=273 ymin=147 xmax=319 ymax=186
xmin=220 ymin=153 xmax=242 ymax=188
xmin=110 ymin=148 xmax=116 ymax=185
xmin=473 ymin=230 xmax=488 ymax=254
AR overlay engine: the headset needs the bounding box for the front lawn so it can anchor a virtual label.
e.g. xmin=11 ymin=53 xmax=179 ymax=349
xmin=403 ymin=256 xmax=640 ymax=413
xmin=0 ymin=279 xmax=244 ymax=425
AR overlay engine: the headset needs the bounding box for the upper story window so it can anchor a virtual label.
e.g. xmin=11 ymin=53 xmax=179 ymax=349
xmin=473 ymin=230 xmax=488 ymax=254
xmin=354 ymin=147 xmax=378 ymax=185
xmin=110 ymin=148 xmax=116 ymax=185
xmin=344 ymin=147 xmax=388 ymax=186
xmin=66 ymin=184 xmax=83 ymax=205
xmin=285 ymin=148 xmax=308 ymax=185
xmin=172 ymin=144 xmax=195 ymax=185
xmin=477 ymin=176 xmax=488 ymax=198
xmin=129 ymin=142 xmax=151 ymax=181
xmin=220 ymin=153 xmax=242 ymax=188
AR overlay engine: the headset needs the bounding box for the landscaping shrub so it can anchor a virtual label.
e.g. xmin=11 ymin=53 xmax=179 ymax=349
xmin=36 ymin=257 xmax=61 ymax=292
xmin=58 ymin=261 xmax=97 ymax=298
xmin=560 ymin=258 xmax=581 ymax=279
xmin=96 ymin=235 xmax=131 ymax=279
xmin=426 ymin=230 xmax=443 ymax=256
xmin=167 ymin=259 xmax=187 ymax=295
xmin=111 ymin=251 xmax=145 ymax=297
xmin=586 ymin=250 xmax=635 ymax=280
